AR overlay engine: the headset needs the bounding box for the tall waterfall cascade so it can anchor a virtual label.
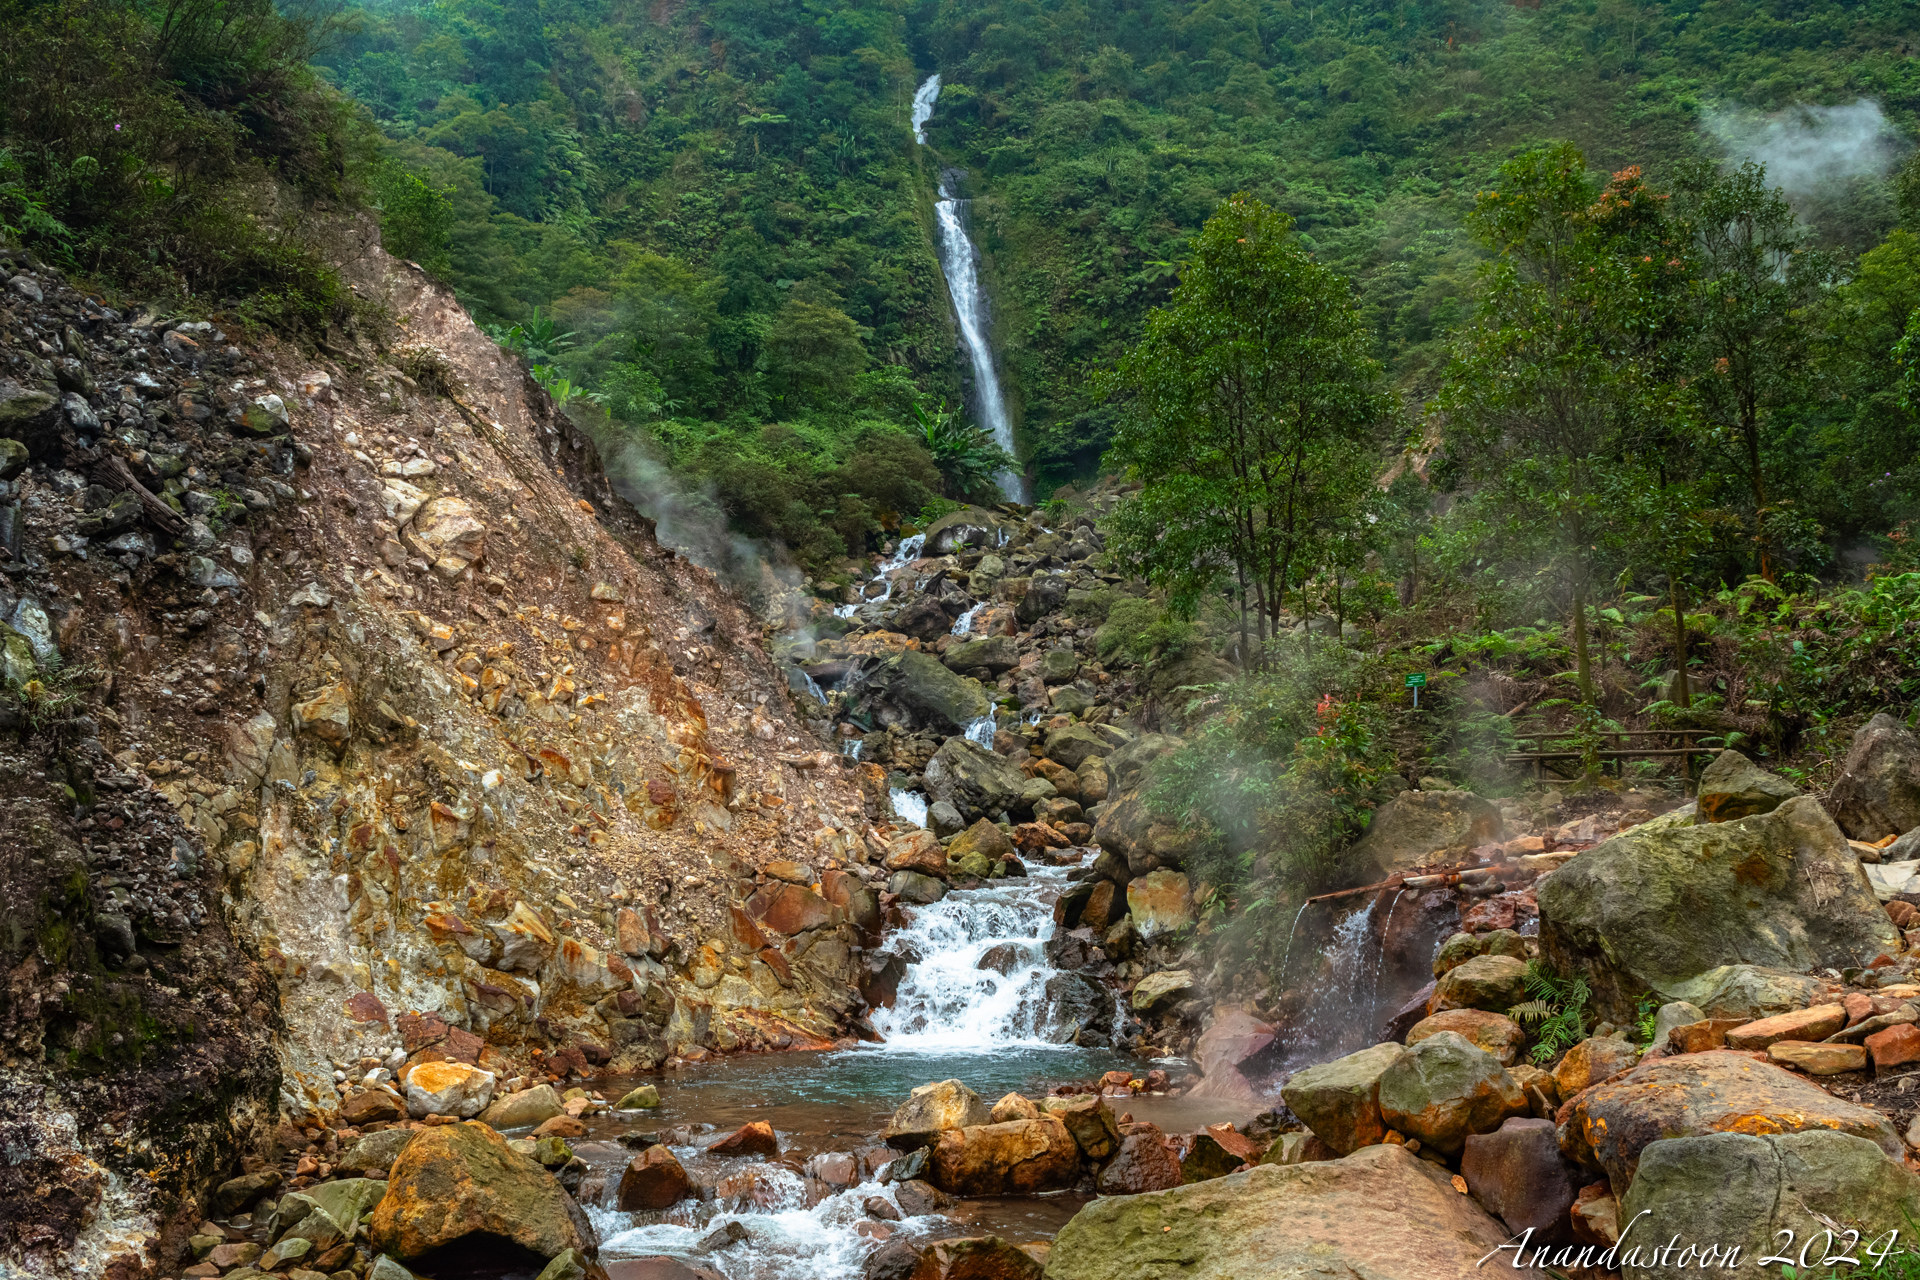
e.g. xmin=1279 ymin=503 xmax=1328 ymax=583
xmin=911 ymin=73 xmax=1024 ymax=502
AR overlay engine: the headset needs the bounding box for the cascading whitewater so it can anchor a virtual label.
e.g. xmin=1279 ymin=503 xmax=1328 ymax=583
xmin=912 ymin=73 xmax=1023 ymax=502
xmin=870 ymin=864 xmax=1101 ymax=1049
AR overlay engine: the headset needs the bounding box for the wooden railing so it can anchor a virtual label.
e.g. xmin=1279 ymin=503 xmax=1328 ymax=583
xmin=1505 ymin=727 xmax=1718 ymax=789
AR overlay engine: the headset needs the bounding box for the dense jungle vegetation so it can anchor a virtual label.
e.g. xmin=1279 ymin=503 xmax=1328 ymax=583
xmin=296 ymin=0 xmax=1919 ymax=570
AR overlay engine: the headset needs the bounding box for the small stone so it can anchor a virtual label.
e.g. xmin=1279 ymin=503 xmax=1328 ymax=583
xmin=1725 ymin=1004 xmax=1848 ymax=1051
xmin=708 ymin=1121 xmax=779 ymax=1157
xmin=1766 ymin=1040 xmax=1868 ymax=1075
xmin=613 ymin=1084 xmax=660 ymax=1110
xmin=1866 ymin=1023 xmax=1920 ymax=1071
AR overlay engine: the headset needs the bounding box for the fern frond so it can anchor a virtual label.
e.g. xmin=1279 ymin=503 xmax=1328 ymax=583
xmin=1509 ymin=999 xmax=1555 ymax=1026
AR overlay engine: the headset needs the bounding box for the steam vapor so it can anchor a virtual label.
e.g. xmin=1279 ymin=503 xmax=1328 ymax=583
xmin=1702 ymin=98 xmax=1906 ymax=193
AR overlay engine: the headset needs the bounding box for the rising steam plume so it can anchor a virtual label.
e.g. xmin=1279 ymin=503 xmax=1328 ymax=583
xmin=1702 ymin=98 xmax=1906 ymax=193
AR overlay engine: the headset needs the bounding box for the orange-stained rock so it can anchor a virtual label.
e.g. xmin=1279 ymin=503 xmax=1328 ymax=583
xmin=1549 ymin=1037 xmax=1639 ymax=1098
xmin=930 ymin=1118 xmax=1080 ymax=1196
xmin=1559 ymin=1050 xmax=1901 ymax=1195
xmin=1406 ymin=1010 xmax=1525 ymax=1067
xmin=1080 ymin=880 xmax=1118 ymax=933
xmin=1766 ymin=1040 xmax=1867 ymax=1074
xmin=617 ymin=1144 xmax=695 ymax=1210
xmin=908 ymin=1236 xmax=1043 ymax=1280
xmin=1724 ymin=1004 xmax=1847 ymax=1051
xmin=709 ymin=1121 xmax=780 ymax=1157
xmin=885 ymin=830 xmax=948 ymax=876
xmin=1867 ymin=1022 xmax=1920 ymax=1070
xmin=746 ymin=882 xmax=839 ymax=936
xmin=1665 ymin=1018 xmax=1750 ymax=1055
xmin=369 ymin=1121 xmax=596 ymax=1262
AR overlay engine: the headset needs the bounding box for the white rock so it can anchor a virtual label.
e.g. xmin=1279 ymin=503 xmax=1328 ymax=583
xmin=404 ymin=1060 xmax=496 ymax=1119
xmin=379 ymin=478 xmax=427 ymax=525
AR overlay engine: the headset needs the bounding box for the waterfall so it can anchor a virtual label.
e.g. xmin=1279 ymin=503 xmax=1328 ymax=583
xmin=952 ymin=601 xmax=987 ymax=635
xmin=833 ymin=532 xmax=925 ymax=618
xmin=912 ymin=73 xmax=1023 ymax=502
xmin=870 ymin=864 xmax=1100 ymax=1048
xmin=911 ymin=72 xmax=941 ymax=145
xmin=889 ymin=787 xmax=930 ymax=828
xmin=962 ymin=711 xmax=997 ymax=748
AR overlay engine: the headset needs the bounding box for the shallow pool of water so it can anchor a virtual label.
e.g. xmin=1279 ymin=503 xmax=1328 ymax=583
xmin=543 ymin=1043 xmax=1253 ymax=1280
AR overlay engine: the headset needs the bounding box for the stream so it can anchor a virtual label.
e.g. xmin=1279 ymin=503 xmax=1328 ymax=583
xmin=548 ymin=864 xmax=1240 ymax=1279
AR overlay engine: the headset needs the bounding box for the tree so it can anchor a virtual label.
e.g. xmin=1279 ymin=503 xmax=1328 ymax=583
xmin=1670 ymin=160 xmax=1830 ymax=582
xmin=1442 ymin=147 xmax=1678 ymax=706
xmin=761 ymin=297 xmax=868 ymax=413
xmin=1105 ymin=193 xmax=1386 ymax=663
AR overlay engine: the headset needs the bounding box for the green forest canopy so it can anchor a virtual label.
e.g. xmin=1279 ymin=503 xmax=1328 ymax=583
xmin=4 ymin=0 xmax=1918 ymax=585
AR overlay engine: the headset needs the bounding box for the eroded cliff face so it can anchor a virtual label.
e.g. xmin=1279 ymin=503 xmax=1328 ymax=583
xmin=0 ymin=228 xmax=881 ymax=1277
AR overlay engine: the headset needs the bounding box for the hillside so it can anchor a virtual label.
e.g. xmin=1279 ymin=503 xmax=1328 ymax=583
xmin=318 ymin=0 xmax=1920 ymax=489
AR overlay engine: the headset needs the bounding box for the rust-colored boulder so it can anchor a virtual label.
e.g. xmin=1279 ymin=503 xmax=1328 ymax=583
xmin=709 ymin=1121 xmax=779 ymax=1157
xmin=1548 ymin=1036 xmax=1639 ymax=1097
xmin=1868 ymin=1022 xmax=1920 ymax=1070
xmin=885 ymin=829 xmax=949 ymax=877
xmin=1406 ymin=1009 xmax=1525 ymax=1067
xmin=1723 ymin=1003 xmax=1847 ymax=1051
xmin=930 ymin=1118 xmax=1079 ymax=1196
xmin=368 ymin=1121 xmax=597 ymax=1262
xmin=746 ymin=882 xmax=839 ymax=936
xmin=908 ymin=1236 xmax=1043 ymax=1280
xmin=1558 ymin=1050 xmax=1902 ymax=1194
xmin=617 ymin=1145 xmax=695 ymax=1210
xmin=1094 ymin=1125 xmax=1184 ymax=1195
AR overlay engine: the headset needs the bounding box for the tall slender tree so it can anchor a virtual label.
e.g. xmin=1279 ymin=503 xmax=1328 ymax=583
xmin=1670 ymin=160 xmax=1830 ymax=582
xmin=1441 ymin=147 xmax=1677 ymax=706
xmin=1105 ymin=193 xmax=1386 ymax=662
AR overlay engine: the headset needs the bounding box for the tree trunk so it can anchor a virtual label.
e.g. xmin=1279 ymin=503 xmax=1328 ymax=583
xmin=1236 ymin=561 xmax=1252 ymax=673
xmin=1571 ymin=574 xmax=1593 ymax=707
xmin=1744 ymin=410 xmax=1772 ymax=582
xmin=1669 ymin=572 xmax=1691 ymax=708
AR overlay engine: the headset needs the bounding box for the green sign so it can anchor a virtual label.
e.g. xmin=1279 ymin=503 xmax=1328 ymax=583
xmin=1404 ymin=673 xmax=1428 ymax=687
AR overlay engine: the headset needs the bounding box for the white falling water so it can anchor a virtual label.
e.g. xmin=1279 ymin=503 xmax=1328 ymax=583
xmin=870 ymin=864 xmax=1088 ymax=1048
xmin=913 ymin=73 xmax=1023 ymax=502
xmin=951 ymin=601 xmax=987 ymax=635
xmin=911 ymin=72 xmax=941 ymax=145
xmin=835 ymin=532 xmax=927 ymax=618
xmin=963 ymin=711 xmax=997 ymax=747
xmin=889 ymin=787 xmax=930 ymax=828
xmin=595 ymin=1167 xmax=927 ymax=1280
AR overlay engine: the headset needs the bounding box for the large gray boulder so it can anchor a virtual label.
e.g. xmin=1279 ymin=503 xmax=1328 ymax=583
xmin=1044 ymin=1144 xmax=1547 ymax=1280
xmin=1694 ymin=749 xmax=1799 ymax=823
xmin=1376 ymin=1031 xmax=1529 ymax=1157
xmin=1652 ymin=964 xmax=1827 ymax=1020
xmin=923 ymin=506 xmax=1011 ymax=555
xmin=1279 ymin=1041 xmax=1405 ymax=1156
xmin=1829 ymin=712 xmax=1920 ymax=840
xmin=1537 ymin=796 xmax=1901 ymax=1021
xmin=847 ymin=650 xmax=990 ymax=735
xmin=1350 ymin=789 xmax=1503 ymax=879
xmin=942 ymin=636 xmax=1019 ymax=674
xmin=1618 ymin=1131 xmax=1920 ymax=1280
xmin=924 ymin=737 xmax=1027 ymax=822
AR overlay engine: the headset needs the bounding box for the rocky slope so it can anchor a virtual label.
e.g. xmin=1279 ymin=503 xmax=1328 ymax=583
xmin=0 ymin=228 xmax=885 ymax=1278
